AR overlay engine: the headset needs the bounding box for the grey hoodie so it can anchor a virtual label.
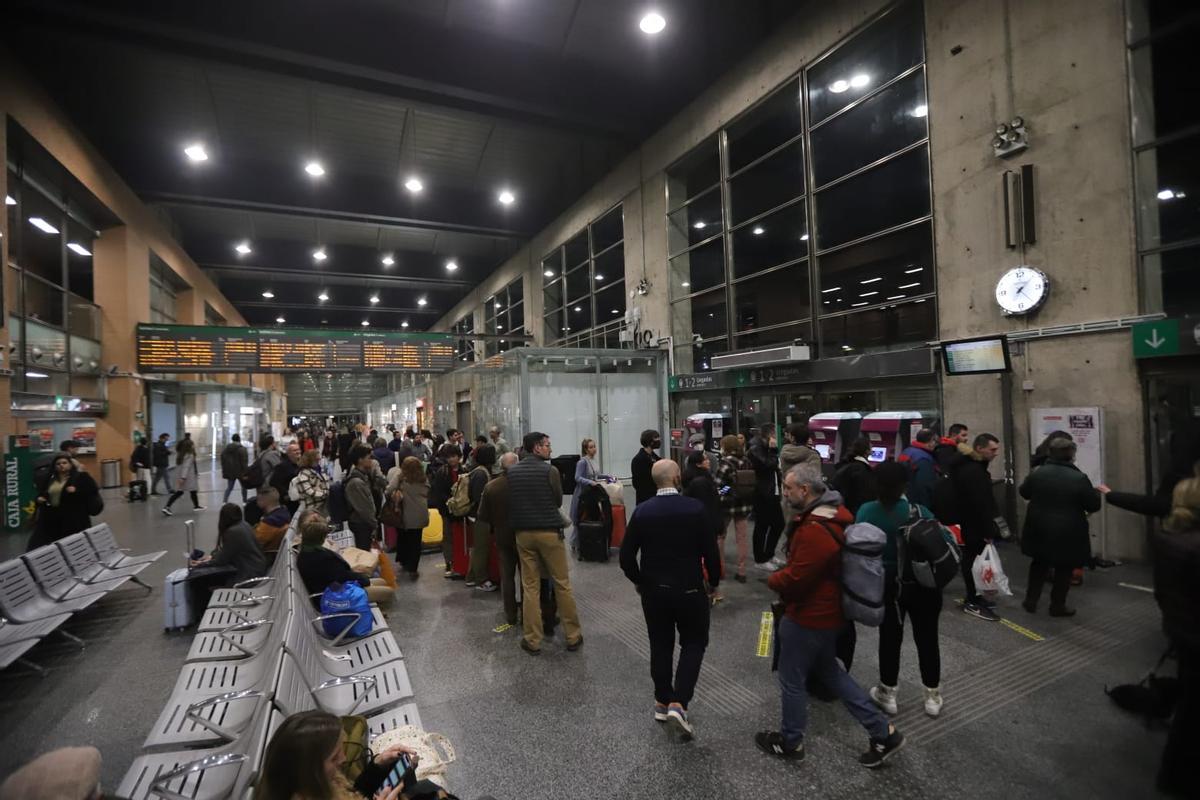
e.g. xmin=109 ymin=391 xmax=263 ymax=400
xmin=780 ymin=443 xmax=822 ymax=474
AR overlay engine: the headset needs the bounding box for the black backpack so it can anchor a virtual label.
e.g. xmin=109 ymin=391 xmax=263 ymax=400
xmin=899 ymin=505 xmax=960 ymax=589
xmin=240 ymin=457 xmax=265 ymax=490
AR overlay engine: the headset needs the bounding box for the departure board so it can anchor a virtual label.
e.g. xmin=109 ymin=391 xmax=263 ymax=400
xmin=137 ymin=324 xmax=457 ymax=373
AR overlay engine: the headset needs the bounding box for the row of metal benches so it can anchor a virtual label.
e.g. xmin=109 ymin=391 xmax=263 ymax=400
xmin=0 ymin=524 xmax=164 ymax=674
xmin=117 ymin=518 xmax=422 ymax=800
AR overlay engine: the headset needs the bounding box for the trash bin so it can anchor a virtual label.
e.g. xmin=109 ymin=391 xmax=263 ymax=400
xmin=101 ymin=458 xmax=123 ymax=489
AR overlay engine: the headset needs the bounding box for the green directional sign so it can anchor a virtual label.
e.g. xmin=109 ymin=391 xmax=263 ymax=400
xmin=1131 ymin=317 xmax=1200 ymax=359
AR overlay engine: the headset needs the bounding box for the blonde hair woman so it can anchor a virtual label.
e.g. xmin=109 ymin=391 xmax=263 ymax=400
xmin=569 ymin=437 xmax=601 ymax=555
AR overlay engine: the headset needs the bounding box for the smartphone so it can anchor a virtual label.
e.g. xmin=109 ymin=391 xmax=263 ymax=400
xmin=384 ymin=754 xmax=412 ymax=789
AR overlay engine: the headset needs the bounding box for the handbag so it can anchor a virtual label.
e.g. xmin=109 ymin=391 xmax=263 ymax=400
xmin=371 ymin=726 xmax=456 ymax=787
xmin=338 ymin=715 xmax=370 ymax=781
xmin=379 ymin=492 xmax=405 ymax=529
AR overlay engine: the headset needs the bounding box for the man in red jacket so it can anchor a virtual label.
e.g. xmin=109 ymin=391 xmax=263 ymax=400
xmin=756 ymin=462 xmax=905 ymax=768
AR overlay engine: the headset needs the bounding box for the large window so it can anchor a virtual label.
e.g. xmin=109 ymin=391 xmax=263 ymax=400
xmin=666 ymin=0 xmax=933 ymax=372
xmin=451 ymin=313 xmax=475 ymax=362
xmin=484 ymin=276 xmax=525 ymax=357
xmin=543 ymin=204 xmax=626 ymax=347
xmin=1129 ymin=1 xmax=1200 ymax=314
xmin=149 ymin=255 xmax=180 ymax=324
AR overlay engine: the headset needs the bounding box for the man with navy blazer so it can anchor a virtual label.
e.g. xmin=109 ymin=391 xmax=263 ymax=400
xmin=620 ymin=458 xmax=722 ymax=742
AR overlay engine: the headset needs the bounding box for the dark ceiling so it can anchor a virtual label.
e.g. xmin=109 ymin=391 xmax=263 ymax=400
xmin=5 ymin=0 xmax=799 ymax=332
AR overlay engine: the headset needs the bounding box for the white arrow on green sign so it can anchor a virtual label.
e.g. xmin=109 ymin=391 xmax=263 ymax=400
xmin=1132 ymin=319 xmax=1179 ymax=359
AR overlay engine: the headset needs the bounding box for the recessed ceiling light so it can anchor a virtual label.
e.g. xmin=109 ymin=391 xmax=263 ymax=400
xmin=544 ymin=269 xmax=555 ymax=278
xmin=904 ymin=266 xmax=924 ymax=273
xmin=800 ymin=234 xmax=810 ymax=242
xmin=639 ymin=11 xmax=666 ymax=34
xmin=28 ymin=217 xmax=59 ymax=234
xmin=898 ymin=282 xmax=921 ymax=289
xmin=369 ymin=294 xmax=380 ymax=304
xmin=304 ymin=160 xmax=326 ymax=177
xmin=611 ymin=308 xmax=620 ymax=314
xmin=752 ymin=226 xmax=765 ymax=235
xmin=681 ymin=281 xmax=690 ymax=288
xmin=829 ymin=79 xmax=850 ymax=94
xmin=184 ymin=143 xmax=208 ymax=162
xmin=404 ymin=176 xmax=423 ymax=193
xmin=312 ymin=248 xmax=327 ymax=262
xmin=445 ymin=260 xmax=458 ymax=272
xmin=860 ymin=277 xmax=883 ymax=284
xmin=67 ymin=242 xmax=91 ymax=256
xmin=5 ymin=195 xmax=16 ymax=206
xmin=1157 ymin=188 xmax=1178 ymax=201
xmin=495 ymin=302 xmax=502 ymax=309
xmin=573 ymin=306 xmax=582 ymax=312
xmin=361 ymin=320 xmax=370 ymax=327
xmin=25 ymin=371 xmax=49 ymax=379
xmin=912 ymin=104 xmax=928 ymax=118
xmin=886 ymin=294 xmax=907 ymax=300
xmin=317 ymin=291 xmax=329 ymax=302
xmin=851 ymin=301 xmax=868 ymax=307
xmin=497 ymin=189 xmax=516 ymax=205
xmin=401 ymin=321 xmax=409 ymax=328
xmin=262 ymin=290 xmax=275 ymax=298
xmin=235 ymin=241 xmax=252 ymax=255
xmin=850 ymin=73 xmax=871 ymax=88
xmin=276 ymin=316 xmax=286 ymax=324
xmin=595 ymin=274 xmax=604 ymax=281
xmin=693 ymin=221 xmax=706 ymax=229
xmin=381 ymin=254 xmax=394 ymax=266
xmin=860 ymin=291 xmax=879 ymax=297
xmin=821 ymin=286 xmax=842 ymax=293
xmin=417 ymin=297 xmax=428 ymax=306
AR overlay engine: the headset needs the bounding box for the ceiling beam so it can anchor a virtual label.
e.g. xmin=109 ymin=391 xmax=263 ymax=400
xmin=237 ymin=301 xmax=441 ymax=315
xmin=201 ymin=263 xmax=473 ymax=290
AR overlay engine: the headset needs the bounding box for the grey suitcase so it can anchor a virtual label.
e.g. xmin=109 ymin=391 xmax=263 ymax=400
xmin=164 ymin=520 xmax=195 ymax=631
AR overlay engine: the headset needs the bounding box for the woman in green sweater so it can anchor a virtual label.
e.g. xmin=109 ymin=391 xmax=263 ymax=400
xmin=855 ymin=461 xmax=947 ymax=719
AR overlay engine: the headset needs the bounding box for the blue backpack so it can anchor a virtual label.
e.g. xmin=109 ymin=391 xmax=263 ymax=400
xmin=319 ymin=581 xmax=372 ymax=639
xmin=327 ymin=481 xmax=349 ymax=525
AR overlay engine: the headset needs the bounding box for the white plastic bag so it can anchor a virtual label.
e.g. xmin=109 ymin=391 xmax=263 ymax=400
xmin=972 ymin=543 xmax=1013 ymax=596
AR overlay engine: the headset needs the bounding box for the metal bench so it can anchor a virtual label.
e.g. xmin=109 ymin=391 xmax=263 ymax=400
xmin=0 ymin=613 xmax=74 ymax=674
xmin=83 ymin=523 xmax=166 ymax=569
xmin=22 ymin=545 xmax=131 ymax=605
xmin=290 ymin=581 xmax=402 ymax=672
xmin=56 ymin=533 xmax=154 ymax=591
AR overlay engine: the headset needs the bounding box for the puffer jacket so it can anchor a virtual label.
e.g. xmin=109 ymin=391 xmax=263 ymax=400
xmin=780 ymin=443 xmax=821 ymax=474
xmin=1019 ymin=459 xmax=1100 ymax=567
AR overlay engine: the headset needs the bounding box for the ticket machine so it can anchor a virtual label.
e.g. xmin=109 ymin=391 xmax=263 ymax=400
xmin=860 ymin=411 xmax=924 ymax=464
xmin=807 ymin=412 xmax=862 ymax=475
xmin=685 ymin=413 xmax=732 ymax=452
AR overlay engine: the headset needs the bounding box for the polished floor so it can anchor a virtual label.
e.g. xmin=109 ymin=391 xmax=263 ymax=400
xmin=0 ymin=467 xmax=1173 ymax=798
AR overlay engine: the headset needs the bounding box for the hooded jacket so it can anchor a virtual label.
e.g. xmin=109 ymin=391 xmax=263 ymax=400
xmin=768 ymin=488 xmax=852 ymax=629
xmin=254 ymin=504 xmax=292 ymax=554
xmin=780 ymin=443 xmax=821 ymax=474
xmin=1019 ymin=458 xmax=1100 ymax=566
xmin=898 ymin=445 xmax=937 ymax=508
xmin=948 ymin=442 xmax=998 ymax=544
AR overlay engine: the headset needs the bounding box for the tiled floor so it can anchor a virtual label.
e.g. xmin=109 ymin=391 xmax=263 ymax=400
xmin=0 ymin=467 xmax=1173 ymax=798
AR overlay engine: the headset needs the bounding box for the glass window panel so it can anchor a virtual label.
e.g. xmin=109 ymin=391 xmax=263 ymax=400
xmin=566 ymin=297 xmax=592 ymax=332
xmin=597 ymin=326 xmax=622 ymax=349
xmin=23 ymin=274 xmax=65 ymax=327
xmin=819 ymin=299 xmax=935 ymax=354
xmin=21 ymin=187 xmax=63 ymax=285
xmin=508 ymin=302 xmax=524 ymax=334
xmin=688 ymin=289 xmax=728 ymax=340
xmin=811 ymin=68 xmax=928 ymax=187
xmin=591 ymin=205 xmax=624 ymax=253
xmin=6 ymin=171 xmax=17 ymax=258
xmin=666 ymin=137 xmax=720 ymax=209
xmin=65 ymin=220 xmax=94 ymax=301
xmin=1130 ymin=26 xmax=1200 ymax=145
xmin=667 ymin=187 xmax=723 ymax=255
xmin=1146 ymin=244 xmax=1200 ymax=317
xmin=508 ymin=277 xmax=523 ymax=307
xmin=1136 ymin=135 xmax=1200 ymax=249
xmin=669 ymin=237 xmax=726 ymax=299
xmin=807 ymin=0 xmax=924 ymax=124
xmin=1129 ymin=0 xmax=1200 ymax=43
xmin=734 ymin=322 xmax=812 ymax=350
xmin=565 ymin=262 xmax=591 ymax=303
xmin=733 ymin=260 xmax=811 ymax=332
xmin=731 ymin=200 xmax=808 ymax=279
xmin=542 ymin=252 xmax=562 ymax=283
xmin=483 ymin=307 xmax=498 ymax=336
xmin=543 ymin=278 xmax=563 ymax=312
xmin=818 ymin=222 xmax=933 ymax=313
xmin=727 ymin=80 xmax=803 ymax=173
xmin=685 ymin=336 xmax=727 ymax=373
xmin=814 ymin=147 xmax=930 ymax=250
xmin=596 ymin=280 xmax=626 ymax=324
xmin=68 ymin=294 xmax=100 ymax=340
xmin=21 ymin=367 xmax=69 ymax=396
xmin=593 ymin=247 xmax=622 ymax=290
xmin=564 ymin=232 xmax=589 ymax=270
xmin=729 ymin=141 xmax=804 ymax=226
xmin=545 ymin=307 xmax=566 ymax=341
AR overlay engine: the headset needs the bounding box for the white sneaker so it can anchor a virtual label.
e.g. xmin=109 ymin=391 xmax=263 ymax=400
xmin=869 ymin=684 xmax=898 ymax=715
xmin=923 ymin=686 xmax=943 ymax=718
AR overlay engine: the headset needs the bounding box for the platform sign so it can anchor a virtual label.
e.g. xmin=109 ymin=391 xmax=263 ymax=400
xmin=1132 ymin=316 xmax=1200 ymax=359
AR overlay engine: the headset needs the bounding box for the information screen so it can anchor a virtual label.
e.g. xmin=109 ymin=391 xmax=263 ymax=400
xmin=868 ymin=446 xmax=889 ymax=463
xmin=942 ymin=336 xmax=1012 ymax=375
xmin=137 ymin=324 xmax=457 ymax=374
xmin=814 ymin=444 xmax=831 ymax=460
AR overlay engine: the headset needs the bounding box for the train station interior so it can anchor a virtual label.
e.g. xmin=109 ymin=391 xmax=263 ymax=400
xmin=1 ymin=1 xmax=1197 ymax=798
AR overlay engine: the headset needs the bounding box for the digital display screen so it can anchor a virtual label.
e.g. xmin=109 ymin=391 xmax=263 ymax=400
xmin=942 ymin=336 xmax=1012 ymax=375
xmin=868 ymin=446 xmax=888 ymax=463
xmin=814 ymin=444 xmax=831 ymax=460
xmin=137 ymin=324 xmax=456 ymax=374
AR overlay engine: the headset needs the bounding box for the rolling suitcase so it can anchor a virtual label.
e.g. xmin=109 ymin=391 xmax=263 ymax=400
xmin=609 ymin=505 xmax=627 ymax=549
xmin=451 ymin=519 xmax=470 ymax=575
xmin=164 ymin=519 xmax=195 ymax=632
xmin=422 ymin=508 xmax=444 ymax=552
xmin=578 ymin=520 xmax=610 ymax=562
xmin=128 ymin=479 xmax=148 ymax=502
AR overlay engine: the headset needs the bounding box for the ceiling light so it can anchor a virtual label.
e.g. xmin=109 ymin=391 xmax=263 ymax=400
xmin=497 ymin=189 xmax=516 ymax=205
xmin=404 ymin=176 xmax=423 ymax=193
xmin=904 ymin=266 xmax=923 ymax=273
xmin=317 ymin=291 xmax=329 ymax=302
xmin=67 ymin=242 xmax=91 ymax=256
xmin=305 ymin=160 xmax=326 ymax=177
xmin=401 ymin=321 xmax=409 ymax=328
xmin=574 ymin=306 xmax=582 ymax=312
xmin=262 ymin=290 xmax=275 ymax=299
xmin=861 ymin=277 xmax=883 ymax=284
xmin=381 ymin=255 xmax=394 ymax=266
xmin=829 ymin=79 xmax=850 ymax=93
xmin=800 ymin=233 xmax=809 ymax=241
xmin=912 ymin=104 xmax=928 ymax=118
xmin=417 ymin=297 xmax=428 ymax=307
xmin=898 ymin=282 xmax=921 ymax=289
xmin=28 ymin=217 xmax=59 ymax=234
xmin=850 ymin=73 xmax=871 ymax=88
xmin=681 ymin=281 xmax=690 ymax=288
xmin=821 ymin=286 xmax=841 ymax=293
xmin=851 ymin=302 xmax=868 ymax=308
xmin=594 ymin=274 xmax=604 ymax=281
xmin=1157 ymin=188 xmax=1180 ymax=201
xmin=495 ymin=302 xmax=502 ymax=309
xmin=5 ymin=195 xmax=16 ymax=206
xmin=842 ymin=345 xmax=853 ymax=351
xmin=184 ymin=143 xmax=208 ymax=162
xmin=25 ymin=371 xmax=49 ymax=379
xmin=752 ymin=226 xmax=765 ymax=235
xmin=369 ymin=294 xmax=380 ymax=304
xmin=639 ymin=11 xmax=666 ymax=34
xmin=860 ymin=291 xmax=878 ymax=297
xmin=445 ymin=260 xmax=458 ymax=272
xmin=544 ymin=269 xmax=555 ymax=278
xmin=693 ymin=221 xmax=707 ymax=229
xmin=612 ymin=309 xmax=621 ymax=314
xmin=886 ymin=295 xmax=907 ymax=300
xmin=361 ymin=320 xmax=370 ymax=327
xmin=312 ymin=248 xmax=327 ymax=262
xmin=235 ymin=241 xmax=252 ymax=255
xmin=275 ymin=316 xmax=286 ymax=324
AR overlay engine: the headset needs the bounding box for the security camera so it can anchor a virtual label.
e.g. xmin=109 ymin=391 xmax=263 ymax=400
xmin=52 ymin=352 xmax=65 ymax=366
xmin=108 ymin=364 xmax=121 ymax=376
xmin=73 ymin=355 xmax=84 ymax=368
xmin=31 ymin=347 xmax=43 ymax=361
xmin=88 ymin=360 xmax=99 ymax=371
xmin=692 ymin=333 xmax=704 ymax=348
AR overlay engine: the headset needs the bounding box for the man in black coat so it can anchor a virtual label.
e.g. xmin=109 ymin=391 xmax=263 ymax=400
xmin=620 ymin=458 xmax=721 ymax=741
xmin=747 ymin=425 xmax=785 ymax=565
xmin=949 ymin=432 xmax=1002 ymax=621
xmin=631 ymin=429 xmax=662 ymax=506
xmin=150 ymin=433 xmax=172 ymax=496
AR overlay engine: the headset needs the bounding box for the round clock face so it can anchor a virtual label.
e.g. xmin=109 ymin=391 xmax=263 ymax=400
xmin=995 ymin=266 xmax=1048 ymax=315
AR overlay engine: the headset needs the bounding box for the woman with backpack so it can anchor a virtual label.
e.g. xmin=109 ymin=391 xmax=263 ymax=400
xmin=27 ymin=454 xmax=102 ymax=551
xmin=291 ymin=449 xmax=330 ymax=517
xmin=385 ymin=456 xmax=430 ymax=579
xmin=856 ymin=461 xmax=949 ymax=719
xmin=683 ymin=449 xmax=726 ymax=602
xmin=713 ymin=434 xmax=752 ymax=583
xmin=162 ymin=436 xmax=204 ymax=516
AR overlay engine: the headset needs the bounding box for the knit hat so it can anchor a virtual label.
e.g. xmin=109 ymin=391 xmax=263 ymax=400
xmin=0 ymin=747 xmax=102 ymax=800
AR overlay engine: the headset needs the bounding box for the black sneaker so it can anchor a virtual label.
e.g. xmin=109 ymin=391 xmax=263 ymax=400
xmin=961 ymin=601 xmax=1000 ymax=622
xmin=519 ymin=638 xmax=541 ymax=656
xmin=755 ymin=731 xmax=804 ymax=761
xmin=859 ymin=728 xmax=905 ymax=768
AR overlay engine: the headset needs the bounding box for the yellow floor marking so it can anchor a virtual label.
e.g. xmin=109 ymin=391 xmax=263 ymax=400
xmin=492 ymin=623 xmax=513 ymax=634
xmin=999 ymin=617 xmax=1045 ymax=641
xmin=756 ymin=611 xmax=774 ymax=657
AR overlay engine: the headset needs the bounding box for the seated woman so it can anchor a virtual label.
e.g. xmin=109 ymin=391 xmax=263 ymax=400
xmin=188 ymin=503 xmax=268 ymax=612
xmin=296 ymin=513 xmax=393 ymax=606
xmin=254 ymin=487 xmax=293 ymax=559
xmin=255 ymin=710 xmax=417 ymax=800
